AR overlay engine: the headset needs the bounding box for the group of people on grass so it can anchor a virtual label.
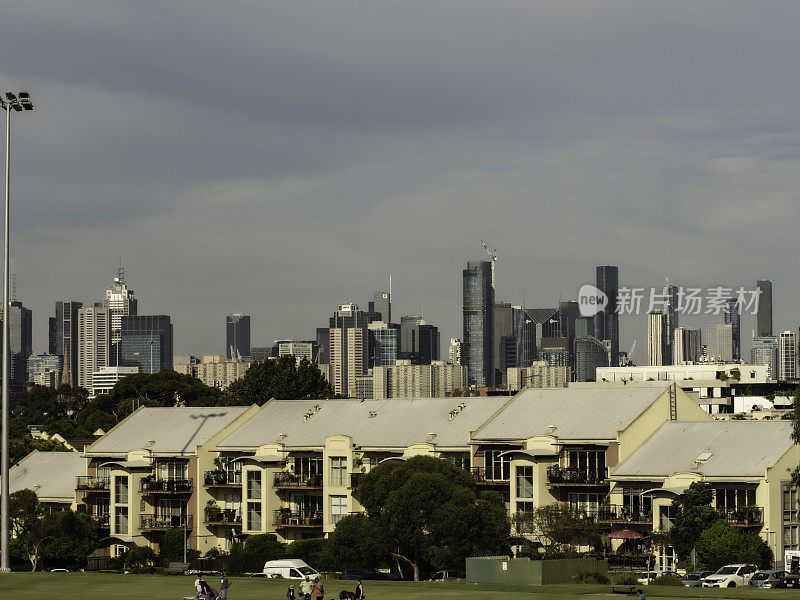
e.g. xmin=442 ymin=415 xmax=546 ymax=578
xmin=193 ymin=573 xmax=231 ymax=600
xmin=288 ymin=575 xmax=364 ymax=600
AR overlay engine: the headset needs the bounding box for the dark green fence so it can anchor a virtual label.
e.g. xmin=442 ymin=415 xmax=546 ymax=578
xmin=466 ymin=556 xmax=608 ymax=585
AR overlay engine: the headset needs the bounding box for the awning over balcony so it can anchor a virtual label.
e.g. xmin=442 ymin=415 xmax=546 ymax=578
xmin=99 ymin=460 xmax=151 ymax=469
xmin=230 ymin=455 xmax=283 ymax=463
xmin=641 ymin=486 xmax=688 ymax=496
xmin=500 ymin=449 xmax=557 ymax=460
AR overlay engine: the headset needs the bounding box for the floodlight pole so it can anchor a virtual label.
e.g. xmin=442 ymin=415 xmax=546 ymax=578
xmin=1 ymin=100 xmax=11 ymax=575
xmin=0 ymin=92 xmax=32 ymax=574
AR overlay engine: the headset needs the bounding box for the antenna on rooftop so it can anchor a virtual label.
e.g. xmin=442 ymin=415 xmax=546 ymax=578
xmin=116 ymin=258 xmax=125 ymax=285
xmin=9 ymin=259 xmax=15 ymax=302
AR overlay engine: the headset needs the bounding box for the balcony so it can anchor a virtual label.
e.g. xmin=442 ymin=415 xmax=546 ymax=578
xmin=139 ymin=514 xmax=193 ymax=531
xmin=76 ymin=476 xmax=110 ymax=492
xmin=273 ymin=472 xmax=323 ymax=490
xmin=719 ymin=506 xmax=764 ymax=527
xmin=140 ymin=477 xmax=193 ymax=495
xmin=203 ymin=470 xmax=242 ymax=488
xmin=204 ymin=507 xmax=242 ymax=527
xmin=546 ymin=466 xmax=609 ymax=486
xmin=349 ymin=472 xmax=364 ymax=489
xmin=470 ymin=467 xmax=509 ymax=485
xmin=273 ymin=510 xmax=323 ymax=528
xmin=597 ymin=504 xmax=653 ymax=527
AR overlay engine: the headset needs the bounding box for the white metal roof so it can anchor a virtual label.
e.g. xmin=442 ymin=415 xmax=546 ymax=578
xmin=217 ymin=397 xmax=511 ymax=450
xmin=471 ymin=385 xmax=668 ymax=441
xmin=86 ymin=406 xmax=251 ymax=455
xmin=11 ymin=451 xmax=84 ymax=502
xmin=612 ymin=421 xmax=795 ymax=478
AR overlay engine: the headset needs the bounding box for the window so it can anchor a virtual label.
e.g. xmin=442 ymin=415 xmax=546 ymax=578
xmin=516 ymin=466 xmax=534 ymax=499
xmin=247 ymin=502 xmax=262 ymax=532
xmin=293 ymin=456 xmax=323 ymax=480
xmin=158 ymin=499 xmax=186 ymax=526
xmin=784 ymin=487 xmax=798 ymax=522
xmin=97 ymin=465 xmax=111 ymax=481
xmin=567 ymin=449 xmax=606 ymax=476
xmin=568 ymin=492 xmax=602 ymax=515
xmin=330 ymin=457 xmax=346 ymax=486
xmin=114 ymin=476 xmax=128 ymax=504
xmin=331 ymin=495 xmax=347 ymax=525
xmin=716 ymin=487 xmax=756 ymax=511
xmin=785 ymin=526 xmax=799 ymax=551
xmin=247 ymin=471 xmax=262 ymax=500
xmin=622 ymin=489 xmax=652 ymax=517
xmin=114 ymin=507 xmax=128 ymax=534
xmin=485 ymin=450 xmax=510 ymax=481
xmin=158 ymin=461 xmax=188 ymax=480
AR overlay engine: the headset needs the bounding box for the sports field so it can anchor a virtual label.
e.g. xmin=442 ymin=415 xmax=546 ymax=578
xmin=1 ymin=573 xmax=795 ymax=600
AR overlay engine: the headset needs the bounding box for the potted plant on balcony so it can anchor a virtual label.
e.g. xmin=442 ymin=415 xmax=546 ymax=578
xmin=205 ymin=499 xmax=222 ymax=522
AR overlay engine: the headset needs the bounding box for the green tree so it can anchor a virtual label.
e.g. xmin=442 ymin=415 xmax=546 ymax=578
xmin=159 ymin=528 xmax=196 ymax=566
xmin=109 ymin=369 xmax=228 ymax=411
xmin=228 ymin=356 xmax=335 ymax=404
xmin=40 ymin=510 xmax=101 ymax=570
xmin=9 ymin=489 xmax=47 ymax=571
xmin=123 ymin=545 xmax=158 ymax=573
xmin=243 ymin=533 xmax=286 ymax=558
xmin=352 ymin=455 xmax=509 ymax=580
xmin=10 ymin=437 xmax=72 ymax=466
xmin=790 ymin=387 xmax=800 ymax=486
xmin=695 ymin=520 xmax=773 ymax=570
xmin=325 ymin=515 xmax=390 ymax=570
xmin=515 ymin=504 xmax=602 ymax=551
xmin=668 ymin=482 xmax=722 ymax=561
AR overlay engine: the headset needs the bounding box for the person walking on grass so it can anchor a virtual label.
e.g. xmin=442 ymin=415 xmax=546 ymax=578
xmin=314 ymin=576 xmax=325 ymax=600
xmin=300 ymin=575 xmax=314 ymax=600
xmin=354 ymin=578 xmax=364 ymax=600
xmin=219 ymin=573 xmax=232 ymax=599
xmin=636 ymin=589 xmax=645 ymax=600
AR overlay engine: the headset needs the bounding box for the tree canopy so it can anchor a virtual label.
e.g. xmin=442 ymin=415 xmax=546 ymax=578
xmin=668 ymin=482 xmax=722 ymax=561
xmin=350 ymin=455 xmax=509 ymax=580
xmin=695 ymin=520 xmax=773 ymax=570
xmin=227 ymin=356 xmax=335 ymax=403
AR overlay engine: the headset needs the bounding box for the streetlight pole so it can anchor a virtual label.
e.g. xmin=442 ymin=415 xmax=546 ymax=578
xmin=0 ymin=91 xmax=33 ymax=573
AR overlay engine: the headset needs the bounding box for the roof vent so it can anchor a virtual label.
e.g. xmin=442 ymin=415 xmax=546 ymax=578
xmin=427 ymin=432 xmax=437 ymax=441
xmin=695 ymin=452 xmax=713 ymax=463
xmin=369 ymin=411 xmax=378 ymax=418
xmin=314 ymin=405 xmax=321 ymax=412
xmin=548 ymin=424 xmax=557 ymax=431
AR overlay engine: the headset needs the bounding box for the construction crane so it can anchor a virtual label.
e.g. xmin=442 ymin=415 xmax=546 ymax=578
xmin=626 ymin=340 xmax=637 ymax=366
xmin=481 ymin=239 xmax=498 ymax=288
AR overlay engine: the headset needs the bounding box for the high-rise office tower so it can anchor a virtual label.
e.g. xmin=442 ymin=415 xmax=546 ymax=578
xmin=779 ymin=331 xmax=797 ymax=380
xmin=493 ymin=302 xmax=514 ymax=384
xmin=27 ymin=353 xmax=62 ymax=388
xmin=664 ymin=283 xmax=678 ymax=365
xmin=103 ymin=266 xmax=137 ymax=353
xmin=77 ymin=304 xmax=110 ymax=391
xmin=1 ymin=300 xmax=32 ymax=397
xmin=368 ymin=321 xmax=400 ymax=367
xmin=752 ymin=336 xmax=779 ymax=380
xmin=226 ymin=313 xmax=251 ymax=360
xmin=512 ymin=306 xmax=536 ymax=368
xmin=756 ymin=280 xmax=773 ymax=338
xmin=705 ymin=323 xmax=733 ymax=362
xmin=448 ymin=338 xmax=463 ymax=365
xmin=723 ymin=298 xmax=741 ymax=361
xmin=574 ymin=327 xmax=608 ymax=382
xmin=329 ymin=303 xmax=370 ymax=397
xmin=462 ymin=261 xmax=494 ymax=387
xmin=368 ymin=289 xmax=391 ymax=324
xmin=49 ymin=300 xmax=83 ymax=386
xmin=399 ymin=315 xmax=439 ymax=365
xmin=594 ymin=266 xmax=619 ymax=366
xmin=119 ymin=315 xmax=174 ymax=374
xmin=647 ymin=310 xmax=668 ymax=366
xmin=673 ymin=327 xmax=702 ymax=364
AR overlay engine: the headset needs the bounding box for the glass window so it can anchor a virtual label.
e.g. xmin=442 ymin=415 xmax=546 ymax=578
xmin=516 ymin=466 xmax=534 ymax=499
xmin=330 ymin=457 xmax=346 ymax=486
xmin=247 ymin=502 xmax=262 ymax=531
xmin=158 ymin=461 xmax=188 ymax=480
xmin=331 ymin=495 xmax=347 ymax=525
xmin=485 ymin=450 xmax=510 ymax=481
xmin=97 ymin=465 xmax=111 ymax=480
xmin=114 ymin=476 xmax=128 ymax=505
xmin=114 ymin=507 xmax=128 ymax=535
xmin=785 ymin=525 xmax=799 ymax=551
xmin=247 ymin=471 xmax=262 ymax=500
xmin=784 ymin=487 xmax=798 ymax=522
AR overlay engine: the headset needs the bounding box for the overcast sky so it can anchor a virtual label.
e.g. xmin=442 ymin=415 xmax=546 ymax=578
xmin=1 ymin=1 xmax=798 ymax=358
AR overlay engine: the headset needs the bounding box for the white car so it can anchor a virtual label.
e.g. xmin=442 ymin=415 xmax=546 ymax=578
xmin=702 ymin=564 xmax=758 ymax=588
xmin=636 ymin=571 xmax=672 ymax=585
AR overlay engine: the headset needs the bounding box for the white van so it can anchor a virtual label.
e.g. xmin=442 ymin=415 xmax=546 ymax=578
xmin=263 ymin=559 xmax=320 ymax=580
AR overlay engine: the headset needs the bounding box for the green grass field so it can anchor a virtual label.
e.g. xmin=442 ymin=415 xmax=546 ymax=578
xmin=1 ymin=573 xmax=795 ymax=600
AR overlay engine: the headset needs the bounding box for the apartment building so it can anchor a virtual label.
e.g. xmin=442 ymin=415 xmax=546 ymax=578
xmin=80 ymin=406 xmax=258 ymax=557
xmin=506 ymin=362 xmax=568 ymax=391
xmin=608 ymin=420 xmax=797 ymax=569
xmin=208 ymin=397 xmax=509 ymax=550
xmin=372 ymin=360 xmax=468 ymax=398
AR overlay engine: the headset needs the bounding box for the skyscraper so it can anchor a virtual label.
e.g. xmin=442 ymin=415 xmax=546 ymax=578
xmin=512 ymin=306 xmax=536 ymax=369
xmin=756 ymin=280 xmax=773 ymax=338
xmin=448 ymin=338 xmax=463 ymax=365
xmin=594 ymin=266 xmax=619 ymax=366
xmin=664 ymin=283 xmax=678 ymax=365
xmin=723 ymin=298 xmax=741 ymax=361
xmin=574 ymin=335 xmax=608 ymax=382
xmin=103 ymin=267 xmax=137 ymax=357
xmin=368 ymin=321 xmax=400 ymax=367
xmin=119 ymin=315 xmax=174 ymax=374
xmin=647 ymin=310 xmax=668 ymax=366
xmin=226 ymin=313 xmax=251 ymax=360
xmin=779 ymin=331 xmax=796 ymax=380
xmin=49 ymin=300 xmax=83 ymax=386
xmin=368 ymin=290 xmax=391 ymax=324
xmin=328 ymin=303 xmax=370 ymax=397
xmin=673 ymin=327 xmax=702 ymax=365
xmin=77 ymin=304 xmax=110 ymax=391
xmin=399 ymin=315 xmax=440 ymax=365
xmin=493 ymin=302 xmax=514 ymax=383
xmin=462 ymin=261 xmax=494 ymax=387
xmin=752 ymin=336 xmax=779 ymax=380
xmin=706 ymin=323 xmax=733 ymax=362
xmin=2 ymin=300 xmax=32 ymax=397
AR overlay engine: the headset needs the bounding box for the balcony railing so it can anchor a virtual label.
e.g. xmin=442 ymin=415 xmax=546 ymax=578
xmin=546 ymin=466 xmax=609 ymax=485
xmin=273 ymin=473 xmax=323 ymax=489
xmin=76 ymin=476 xmax=110 ymax=492
xmin=597 ymin=504 xmax=653 ymax=525
xmin=719 ymin=506 xmax=764 ymax=526
xmin=204 ymin=508 xmax=242 ymax=526
xmin=273 ymin=510 xmax=323 ymax=528
xmin=203 ymin=470 xmax=242 ymax=487
xmin=140 ymin=477 xmax=193 ymax=494
xmin=470 ymin=467 xmax=509 ymax=484
xmin=349 ymin=472 xmax=363 ymax=489
xmin=140 ymin=514 xmax=193 ymax=531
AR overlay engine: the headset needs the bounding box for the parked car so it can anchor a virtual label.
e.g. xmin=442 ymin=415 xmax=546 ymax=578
xmin=429 ymin=570 xmax=464 ymax=582
xmin=702 ymin=564 xmax=758 ymax=588
xmin=262 ymin=559 xmax=320 ymax=580
xmin=340 ymin=569 xmax=400 ymax=580
xmin=681 ymin=571 xmax=713 ymax=587
xmin=636 ymin=571 xmax=673 ymax=585
xmin=750 ymin=570 xmax=786 ymax=588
